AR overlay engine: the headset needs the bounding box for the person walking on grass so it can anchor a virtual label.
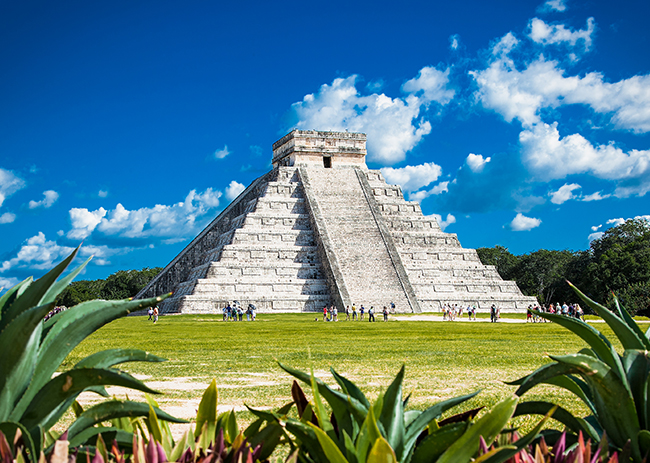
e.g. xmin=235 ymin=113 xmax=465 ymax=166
xmin=346 ymin=305 xmax=350 ymax=321
xmin=368 ymin=306 xmax=375 ymax=322
xmin=148 ymin=307 xmax=153 ymax=321
xmin=360 ymin=305 xmax=365 ymax=321
xmin=383 ymin=306 xmax=388 ymax=321
xmin=153 ymin=306 xmax=159 ymax=324
xmin=352 ymin=304 xmax=357 ymax=320
xmin=323 ymin=305 xmax=328 ymax=322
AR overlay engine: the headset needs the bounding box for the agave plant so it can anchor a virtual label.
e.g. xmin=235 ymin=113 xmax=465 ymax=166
xmin=244 ymin=363 xmax=554 ymax=463
xmin=0 ymin=247 xmax=185 ymax=462
xmin=510 ymin=282 xmax=650 ymax=462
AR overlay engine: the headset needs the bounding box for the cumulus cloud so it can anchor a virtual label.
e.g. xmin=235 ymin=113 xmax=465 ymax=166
xmin=291 ymin=74 xmax=453 ymax=164
xmin=0 ymin=168 xmax=25 ymax=208
xmin=471 ymin=44 xmax=650 ymax=132
xmin=529 ymin=17 xmax=595 ymax=51
xmin=67 ymin=188 xmax=222 ymax=241
xmin=402 ymin=67 xmax=455 ymax=105
xmin=225 ymin=180 xmax=245 ymax=201
xmin=380 ymin=162 xmax=443 ymax=193
xmin=510 ymin=213 xmax=542 ymax=231
xmin=430 ymin=213 xmax=456 ymax=231
xmin=28 ymin=190 xmax=59 ymax=209
xmin=0 ymin=232 xmax=74 ymax=273
xmin=0 ymin=212 xmax=16 ymax=224
xmin=519 ymin=122 xmax=650 ymax=194
xmin=549 ymin=183 xmax=581 ymax=204
xmin=68 ymin=207 xmax=107 ymax=240
xmin=465 ymin=153 xmax=491 ymax=172
xmin=213 ymin=146 xmax=230 ymax=159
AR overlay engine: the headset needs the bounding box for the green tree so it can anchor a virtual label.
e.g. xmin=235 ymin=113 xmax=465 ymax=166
xmin=514 ymin=249 xmax=575 ymax=304
xmin=588 ymin=218 xmax=650 ymax=312
xmin=55 ymin=267 xmax=162 ymax=305
xmin=101 ymin=267 xmax=162 ymax=300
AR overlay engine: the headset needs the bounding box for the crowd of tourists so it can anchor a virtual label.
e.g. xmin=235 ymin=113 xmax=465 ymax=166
xmin=220 ymin=302 xmax=257 ymax=321
xmin=320 ymin=302 xmax=396 ymax=322
xmin=441 ymin=304 xmax=479 ymax=321
xmin=526 ymin=302 xmax=584 ymax=322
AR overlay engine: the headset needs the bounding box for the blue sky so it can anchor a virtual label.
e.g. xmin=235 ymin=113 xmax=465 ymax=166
xmin=1 ymin=0 xmax=649 ymax=289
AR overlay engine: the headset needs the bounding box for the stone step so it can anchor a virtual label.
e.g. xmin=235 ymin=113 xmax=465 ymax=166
xmin=230 ymin=229 xmax=315 ymax=246
xmin=412 ymin=282 xmax=523 ymax=293
xmin=190 ymin=281 xmax=329 ymax=296
xmin=219 ymin=246 xmax=320 ymax=264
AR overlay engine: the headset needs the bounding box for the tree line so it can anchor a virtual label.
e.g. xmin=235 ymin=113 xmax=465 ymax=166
xmin=55 ymin=267 xmax=162 ymax=307
xmin=477 ymin=218 xmax=650 ymax=314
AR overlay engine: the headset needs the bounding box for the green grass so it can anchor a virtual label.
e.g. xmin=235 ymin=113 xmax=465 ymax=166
xmin=64 ymin=313 xmax=646 ymax=430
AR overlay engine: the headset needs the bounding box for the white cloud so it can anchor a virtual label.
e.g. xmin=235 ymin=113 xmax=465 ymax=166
xmin=68 ymin=188 xmax=222 ymax=241
xmin=291 ymin=74 xmax=446 ymax=165
xmin=0 ymin=168 xmax=25 ymax=208
xmin=465 ymin=153 xmax=491 ymax=172
xmin=28 ymin=190 xmax=59 ymax=209
xmin=380 ymin=162 xmax=443 ymax=193
xmin=510 ymin=213 xmax=542 ymax=231
xmin=68 ymin=207 xmax=107 ymax=240
xmin=409 ymin=181 xmax=449 ymax=203
xmin=98 ymin=189 xmax=108 ymax=198
xmin=519 ymin=122 xmax=650 ymax=194
xmin=549 ymin=183 xmax=581 ymax=204
xmin=529 ymin=17 xmax=595 ymax=51
xmin=0 ymin=232 xmax=74 ymax=273
xmin=540 ymin=0 xmax=567 ymax=12
xmin=606 ymin=217 xmax=625 ymax=227
xmin=582 ymin=191 xmax=610 ymax=201
xmin=588 ymin=231 xmax=604 ymax=241
xmin=0 ymin=212 xmax=16 ymax=224
xmin=471 ymin=47 xmax=650 ymax=132
xmin=590 ymin=224 xmax=602 ymax=232
xmin=225 ymin=180 xmax=245 ymax=201
xmin=213 ymin=146 xmax=230 ymax=159
xmin=430 ymin=213 xmax=456 ymax=231
xmin=402 ymin=67 xmax=455 ymax=105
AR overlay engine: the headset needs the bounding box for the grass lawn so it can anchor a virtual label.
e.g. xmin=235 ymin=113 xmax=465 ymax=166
xmin=64 ymin=313 xmax=646 ymax=433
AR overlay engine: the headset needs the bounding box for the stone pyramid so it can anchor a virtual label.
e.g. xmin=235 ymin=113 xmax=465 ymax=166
xmin=136 ymin=130 xmax=536 ymax=313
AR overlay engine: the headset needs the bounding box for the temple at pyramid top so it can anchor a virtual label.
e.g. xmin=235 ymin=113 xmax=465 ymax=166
xmin=272 ymin=130 xmax=368 ymax=168
xmin=136 ymin=130 xmax=536 ymax=314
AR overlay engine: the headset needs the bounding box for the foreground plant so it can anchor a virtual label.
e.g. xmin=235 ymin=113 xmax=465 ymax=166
xmin=510 ymin=282 xmax=650 ymax=462
xmin=0 ymin=247 xmax=183 ymax=461
xmin=242 ymin=363 xmax=559 ymax=463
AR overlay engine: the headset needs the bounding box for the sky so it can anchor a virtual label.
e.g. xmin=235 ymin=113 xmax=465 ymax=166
xmin=1 ymin=0 xmax=649 ymax=289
